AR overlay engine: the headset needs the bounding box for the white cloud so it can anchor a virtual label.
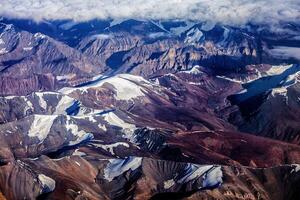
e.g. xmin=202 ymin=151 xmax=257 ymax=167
xmin=270 ymin=46 xmax=300 ymax=60
xmin=0 ymin=0 xmax=299 ymax=26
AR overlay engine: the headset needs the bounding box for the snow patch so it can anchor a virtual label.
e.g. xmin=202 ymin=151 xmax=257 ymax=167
xmin=164 ymin=179 xmax=175 ymax=189
xmin=178 ymin=164 xmax=223 ymax=188
xmin=104 ymin=157 xmax=142 ymax=181
xmin=220 ymin=26 xmax=230 ymax=44
xmin=103 ymin=76 xmax=146 ymax=101
xmin=149 ymin=20 xmax=170 ymax=33
xmin=23 ymin=47 xmax=33 ymax=51
xmin=184 ymin=28 xmax=203 ymax=44
xmin=34 ymin=32 xmax=46 ymax=39
xmin=56 ymin=74 xmax=76 ymax=81
xmin=72 ymin=149 xmax=87 ymax=156
xmin=73 ymin=114 xmax=107 ymax=130
xmin=65 ymin=116 xmax=94 ymax=146
xmin=202 ymin=166 xmax=223 ymax=188
xmin=285 ymin=71 xmax=300 ymax=84
xmin=38 ymin=174 xmax=56 ymax=193
xmin=35 ymin=92 xmax=47 ymax=110
xmin=3 ymin=95 xmax=16 ymax=100
xmin=170 ymin=21 xmax=196 ymax=36
xmin=23 ymin=97 xmax=34 ymax=113
xmin=271 ymin=87 xmax=288 ymax=97
xmin=178 ymin=164 xmax=213 ymax=183
xmin=91 ymin=34 xmax=113 ymax=40
xmin=5 ymin=95 xmax=34 ymax=113
xmin=61 ymin=74 xmax=147 ymax=101
xmin=91 ymin=142 xmax=129 ymax=155
xmin=270 ymin=70 xmax=300 ymax=100
xmin=149 ymin=32 xmax=167 ymax=38
xmin=54 ymin=95 xmax=77 ymax=114
xmin=216 ymin=76 xmax=243 ymax=84
xmin=28 ymin=115 xmax=57 ymax=141
xmin=265 ymin=64 xmax=294 ymax=76
xmin=291 ymin=164 xmax=300 ymax=173
xmin=102 ymin=112 xmax=136 ymax=141
xmin=0 ymin=48 xmax=8 ymax=54
xmin=181 ymin=65 xmax=203 ymax=75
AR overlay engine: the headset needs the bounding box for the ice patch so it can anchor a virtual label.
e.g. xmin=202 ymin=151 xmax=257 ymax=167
xmin=28 ymin=115 xmax=57 ymax=141
xmin=104 ymin=157 xmax=142 ymax=181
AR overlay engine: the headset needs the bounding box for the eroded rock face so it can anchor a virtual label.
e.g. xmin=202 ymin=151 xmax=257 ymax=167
xmin=0 ymin=18 xmax=300 ymax=200
xmin=0 ymin=71 xmax=299 ymax=199
xmin=0 ymin=22 xmax=105 ymax=95
xmin=229 ymin=64 xmax=300 ymax=145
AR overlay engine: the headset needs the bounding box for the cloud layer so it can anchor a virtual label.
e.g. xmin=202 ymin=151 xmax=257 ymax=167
xmin=0 ymin=0 xmax=299 ymax=26
xmin=270 ymin=46 xmax=300 ymax=60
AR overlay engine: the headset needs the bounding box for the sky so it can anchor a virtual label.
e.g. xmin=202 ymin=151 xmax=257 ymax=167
xmin=0 ymin=0 xmax=299 ymax=26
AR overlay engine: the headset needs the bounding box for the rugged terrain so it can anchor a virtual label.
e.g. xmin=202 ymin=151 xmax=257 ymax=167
xmin=0 ymin=18 xmax=300 ymax=200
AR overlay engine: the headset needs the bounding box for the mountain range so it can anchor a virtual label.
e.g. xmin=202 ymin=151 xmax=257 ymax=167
xmin=0 ymin=17 xmax=299 ymax=200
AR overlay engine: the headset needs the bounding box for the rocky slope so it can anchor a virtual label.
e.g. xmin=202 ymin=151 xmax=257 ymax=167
xmin=0 ymin=71 xmax=300 ymax=199
xmin=0 ymin=22 xmax=105 ymax=95
xmin=0 ymin=17 xmax=299 ymax=200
